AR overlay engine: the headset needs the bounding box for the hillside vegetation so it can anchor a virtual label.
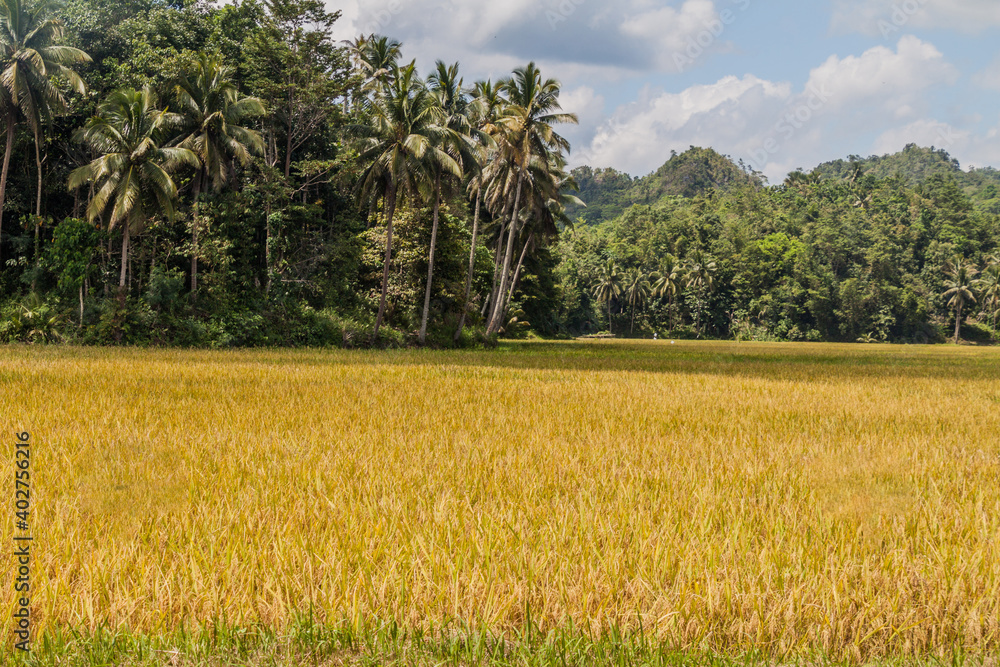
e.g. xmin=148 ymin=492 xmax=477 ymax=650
xmin=0 ymin=0 xmax=995 ymax=347
xmin=547 ymin=146 xmax=999 ymax=344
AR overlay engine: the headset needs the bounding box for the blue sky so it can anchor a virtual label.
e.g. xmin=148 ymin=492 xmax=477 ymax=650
xmin=330 ymin=0 xmax=1000 ymax=182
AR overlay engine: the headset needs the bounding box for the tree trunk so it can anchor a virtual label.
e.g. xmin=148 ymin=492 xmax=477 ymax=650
xmin=374 ymin=183 xmax=397 ymax=338
xmin=631 ymin=305 xmax=636 ymax=335
xmin=505 ymin=230 xmax=534 ymax=319
xmin=284 ymin=97 xmax=294 ymax=180
xmin=484 ymin=189 xmax=515 ymax=320
xmin=483 ymin=226 xmax=504 ymax=317
xmin=955 ymin=303 xmax=962 ymax=341
xmin=0 ymin=116 xmax=16 ymax=265
xmin=608 ymin=299 xmax=613 ymax=335
xmin=265 ymin=195 xmax=273 ymax=295
xmin=488 ymin=171 xmax=524 ymax=335
xmin=79 ymin=284 xmax=85 ymax=327
xmin=190 ymin=170 xmax=203 ymax=300
xmin=455 ymin=185 xmax=482 ymax=341
xmin=118 ymin=225 xmax=130 ymax=291
xmin=30 ymin=127 xmax=43 ymax=292
xmin=418 ymin=172 xmax=442 ymax=345
xmin=34 ymin=126 xmax=43 ymax=218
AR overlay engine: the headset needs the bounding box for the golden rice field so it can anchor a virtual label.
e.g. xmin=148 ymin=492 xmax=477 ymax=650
xmin=2 ymin=341 xmax=1000 ymax=662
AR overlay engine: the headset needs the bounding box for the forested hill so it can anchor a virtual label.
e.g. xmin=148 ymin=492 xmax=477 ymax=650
xmin=570 ymin=144 xmax=1000 ymax=226
xmin=812 ymin=144 xmax=1000 ymax=214
xmin=568 ymin=147 xmax=760 ymax=224
xmin=554 ymin=142 xmax=999 ymax=345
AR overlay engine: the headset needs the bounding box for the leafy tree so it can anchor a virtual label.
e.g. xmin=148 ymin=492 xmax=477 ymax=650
xmin=46 ymin=216 xmax=99 ymax=323
xmin=417 ymin=60 xmax=479 ymax=345
xmin=623 ymin=268 xmax=650 ymax=335
xmin=352 ymin=63 xmax=459 ymax=337
xmin=246 ymin=0 xmax=349 ymax=179
xmin=942 ymin=255 xmax=978 ymax=342
xmin=684 ymin=249 xmax=717 ymax=336
xmin=0 ymin=0 xmax=89 ymax=261
xmin=344 ymin=33 xmax=400 ymax=100
xmin=651 ymin=254 xmax=681 ymax=330
xmin=454 ymin=79 xmax=502 ymax=341
xmin=592 ymin=260 xmax=622 ymax=334
xmin=68 ymin=87 xmax=198 ymax=290
xmin=173 ymin=51 xmax=265 ymax=297
xmin=977 ymin=261 xmax=999 ymax=331
xmin=485 ymin=62 xmax=576 ymax=335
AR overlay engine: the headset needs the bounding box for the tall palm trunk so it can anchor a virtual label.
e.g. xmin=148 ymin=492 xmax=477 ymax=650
xmin=505 ymin=230 xmax=534 ymax=315
xmin=954 ymin=303 xmax=963 ymax=341
xmin=483 ymin=189 xmax=514 ymax=318
xmin=374 ymin=182 xmax=397 ymax=338
xmin=190 ymin=169 xmax=203 ymax=300
xmin=118 ymin=224 xmax=130 ymax=291
xmin=454 ymin=185 xmax=481 ymax=341
xmin=631 ymin=305 xmax=636 ymax=335
xmin=34 ymin=125 xmax=42 ymax=217
xmin=30 ymin=128 xmax=43 ymax=292
xmin=419 ymin=172 xmax=442 ymax=345
xmin=488 ymin=171 xmax=524 ymax=335
xmin=0 ymin=115 xmax=16 ymax=264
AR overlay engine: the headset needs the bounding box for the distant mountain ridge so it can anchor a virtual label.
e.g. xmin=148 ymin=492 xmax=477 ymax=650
xmin=570 ymin=144 xmax=1000 ymax=224
xmin=568 ymin=147 xmax=760 ymax=224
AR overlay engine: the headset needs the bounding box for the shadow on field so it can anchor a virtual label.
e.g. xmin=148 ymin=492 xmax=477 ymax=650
xmin=320 ymin=341 xmax=1000 ymax=383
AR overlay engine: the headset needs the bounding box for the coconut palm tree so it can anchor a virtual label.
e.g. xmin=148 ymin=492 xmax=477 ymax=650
xmin=486 ymin=63 xmax=577 ymax=335
xmin=623 ymin=268 xmax=651 ymax=335
xmin=0 ymin=0 xmax=89 ymax=261
xmin=943 ymin=255 xmax=978 ymax=342
xmin=345 ymin=33 xmax=401 ymax=98
xmin=502 ymin=152 xmax=581 ymax=315
xmin=68 ymin=87 xmax=198 ymax=291
xmin=352 ymin=63 xmax=460 ymax=338
xmin=417 ymin=61 xmax=484 ymax=344
xmin=978 ymin=262 xmax=1000 ymax=332
xmin=651 ymin=254 xmax=681 ymax=330
xmin=173 ymin=52 xmax=265 ymax=298
xmin=593 ymin=260 xmax=622 ymax=334
xmin=454 ymin=79 xmax=504 ymax=341
xmin=685 ymin=250 xmax=717 ymax=336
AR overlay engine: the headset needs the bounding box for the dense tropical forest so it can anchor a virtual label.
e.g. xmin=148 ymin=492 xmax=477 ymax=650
xmin=0 ymin=0 xmax=998 ymax=346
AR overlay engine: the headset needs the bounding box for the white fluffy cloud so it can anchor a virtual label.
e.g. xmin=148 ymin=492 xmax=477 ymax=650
xmin=326 ymin=1 xmax=999 ymax=181
xmin=973 ymin=56 xmax=1000 ymax=91
xmin=620 ymin=0 xmax=739 ymax=71
xmin=831 ymin=0 xmax=1000 ymax=35
xmin=575 ymin=37 xmax=963 ymax=182
xmin=805 ymin=36 xmax=958 ymax=116
xmin=332 ymin=0 xmax=737 ymax=76
xmin=577 ymin=75 xmax=792 ymax=177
